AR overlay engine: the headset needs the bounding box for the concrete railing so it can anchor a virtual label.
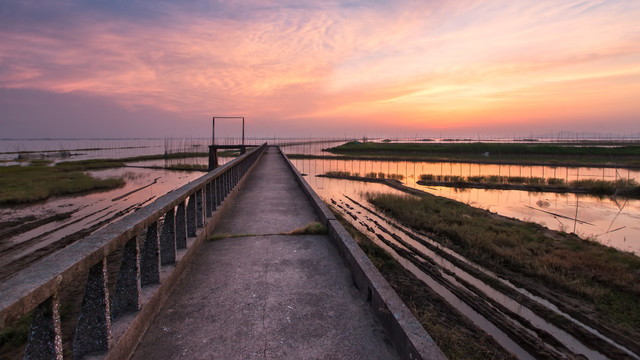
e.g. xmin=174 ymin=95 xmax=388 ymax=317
xmin=0 ymin=143 xmax=267 ymax=359
xmin=280 ymin=148 xmax=447 ymax=360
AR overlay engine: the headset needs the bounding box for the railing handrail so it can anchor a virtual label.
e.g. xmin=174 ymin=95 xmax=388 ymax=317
xmin=0 ymin=143 xmax=267 ymax=328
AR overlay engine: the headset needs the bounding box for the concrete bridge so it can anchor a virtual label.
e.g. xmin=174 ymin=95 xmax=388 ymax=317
xmin=0 ymin=145 xmax=445 ymax=359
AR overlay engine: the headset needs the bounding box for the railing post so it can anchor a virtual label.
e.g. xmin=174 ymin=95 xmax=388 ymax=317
xmin=216 ymin=177 xmax=222 ymax=206
xmin=141 ymin=222 xmax=160 ymax=286
xmin=205 ymin=182 xmax=213 ymax=217
xmin=112 ymin=236 xmax=141 ymax=319
xmin=176 ymin=201 xmax=187 ymax=249
xmin=211 ymin=180 xmax=217 ymax=212
xmin=196 ymin=188 xmax=204 ymax=228
xmin=187 ymin=194 xmax=196 ymax=237
xmin=160 ymin=208 xmax=176 ymax=265
xmin=73 ymin=258 xmax=111 ymax=359
xmin=24 ymin=295 xmax=62 ymax=360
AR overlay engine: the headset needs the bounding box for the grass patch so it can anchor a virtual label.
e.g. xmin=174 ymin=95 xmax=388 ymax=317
xmin=325 ymin=141 xmax=640 ymax=166
xmin=0 ymin=312 xmax=32 ymax=352
xmin=0 ymin=165 xmax=125 ymax=205
xmin=367 ymin=192 xmax=640 ymax=330
xmin=209 ymin=233 xmax=257 ymax=241
xmin=332 ymin=208 xmax=514 ymax=359
xmin=164 ymin=164 xmax=208 ymax=172
xmin=285 ymin=221 xmax=328 ymax=235
xmin=417 ymin=173 xmax=639 ymax=197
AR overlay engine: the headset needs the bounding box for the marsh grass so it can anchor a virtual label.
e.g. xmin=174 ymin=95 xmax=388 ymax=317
xmin=330 ymin=141 xmax=640 ymax=157
xmin=332 ymin=209 xmax=514 ymax=359
xmin=0 ymin=312 xmax=32 ymax=352
xmin=367 ymin=192 xmax=640 ymax=329
xmin=325 ymin=142 xmax=640 ymax=166
xmin=285 ymin=221 xmax=328 ymax=235
xmin=418 ymin=173 xmax=639 ymax=196
xmin=0 ymin=164 xmax=125 ymax=205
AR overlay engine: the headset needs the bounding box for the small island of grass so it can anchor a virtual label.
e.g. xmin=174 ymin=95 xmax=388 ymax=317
xmin=321 ymin=141 xmax=640 ymax=167
xmin=0 ymin=161 xmax=125 ymax=205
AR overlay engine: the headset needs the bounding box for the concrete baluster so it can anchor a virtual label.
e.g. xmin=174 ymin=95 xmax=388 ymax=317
xmin=187 ymin=194 xmax=196 ymax=237
xmin=112 ymin=236 xmax=141 ymax=319
xmin=160 ymin=208 xmax=176 ymax=265
xmin=224 ymin=172 xmax=229 ymax=197
xmin=176 ymin=201 xmax=187 ymax=249
xmin=73 ymin=258 xmax=111 ymax=359
xmin=24 ymin=295 xmax=62 ymax=360
xmin=205 ymin=182 xmax=212 ymax=217
xmin=216 ymin=176 xmax=222 ymax=206
xmin=196 ymin=188 xmax=204 ymax=228
xmin=210 ymin=180 xmax=217 ymax=212
xmin=141 ymin=222 xmax=160 ymax=286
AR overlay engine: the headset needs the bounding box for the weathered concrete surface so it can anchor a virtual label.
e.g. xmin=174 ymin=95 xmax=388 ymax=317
xmin=212 ymin=147 xmax=318 ymax=235
xmin=133 ymin=147 xmax=399 ymax=359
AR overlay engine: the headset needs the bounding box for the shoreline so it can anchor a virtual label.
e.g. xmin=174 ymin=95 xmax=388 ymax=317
xmin=288 ymin=153 xmax=640 ymax=169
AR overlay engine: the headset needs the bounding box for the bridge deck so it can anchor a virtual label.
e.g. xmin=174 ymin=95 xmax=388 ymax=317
xmin=132 ymin=146 xmax=399 ymax=359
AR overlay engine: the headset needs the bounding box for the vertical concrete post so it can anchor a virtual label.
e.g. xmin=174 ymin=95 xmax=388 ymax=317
xmin=24 ymin=295 xmax=62 ymax=360
xmin=216 ymin=177 xmax=222 ymax=206
xmin=224 ymin=172 xmax=229 ymax=198
xmin=196 ymin=188 xmax=204 ymax=228
xmin=176 ymin=201 xmax=187 ymax=249
xmin=112 ymin=236 xmax=141 ymax=319
xmin=73 ymin=259 xmax=111 ymax=359
xmin=160 ymin=208 xmax=176 ymax=265
xmin=210 ymin=180 xmax=217 ymax=212
xmin=141 ymin=222 xmax=160 ymax=286
xmin=187 ymin=194 xmax=196 ymax=237
xmin=205 ymin=182 xmax=213 ymax=217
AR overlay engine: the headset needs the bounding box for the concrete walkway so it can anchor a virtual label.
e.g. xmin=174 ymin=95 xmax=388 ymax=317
xmin=133 ymin=147 xmax=399 ymax=359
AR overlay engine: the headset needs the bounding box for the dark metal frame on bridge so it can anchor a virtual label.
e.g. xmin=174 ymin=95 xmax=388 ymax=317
xmin=209 ymin=116 xmax=252 ymax=171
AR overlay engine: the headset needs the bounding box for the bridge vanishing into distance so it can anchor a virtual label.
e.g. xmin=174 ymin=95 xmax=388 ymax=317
xmin=0 ymin=145 xmax=446 ymax=359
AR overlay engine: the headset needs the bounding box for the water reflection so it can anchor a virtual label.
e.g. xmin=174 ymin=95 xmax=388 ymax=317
xmin=292 ymin=158 xmax=640 ymax=254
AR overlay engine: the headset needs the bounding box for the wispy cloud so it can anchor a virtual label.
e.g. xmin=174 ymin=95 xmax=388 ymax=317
xmin=1 ymin=0 xmax=639 ymax=136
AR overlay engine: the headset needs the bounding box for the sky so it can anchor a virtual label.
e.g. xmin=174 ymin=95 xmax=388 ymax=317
xmin=1 ymin=0 xmax=639 ymax=139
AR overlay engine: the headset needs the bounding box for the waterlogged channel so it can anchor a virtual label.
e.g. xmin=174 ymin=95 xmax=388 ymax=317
xmin=289 ymin=155 xmax=640 ymax=359
xmin=290 ymin=157 xmax=640 ymax=254
xmin=0 ymin=167 xmax=203 ymax=281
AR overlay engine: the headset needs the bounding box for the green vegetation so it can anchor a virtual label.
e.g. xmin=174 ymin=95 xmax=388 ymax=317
xmin=325 ymin=141 xmax=640 ymax=166
xmin=0 ymin=163 xmax=125 ymax=205
xmin=209 ymin=233 xmax=257 ymax=241
xmin=323 ymin=171 xmax=404 ymax=181
xmin=418 ymin=173 xmax=639 ymax=196
xmin=0 ymin=312 xmax=32 ymax=353
xmin=367 ymin=192 xmax=640 ymax=330
xmin=325 ymin=170 xmax=354 ymax=177
xmin=333 ymin=209 xmax=514 ymax=359
xmin=286 ymin=221 xmax=328 ymax=235
xmin=164 ymin=164 xmax=208 ymax=172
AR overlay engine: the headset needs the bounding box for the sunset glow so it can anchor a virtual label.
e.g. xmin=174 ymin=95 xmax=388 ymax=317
xmin=1 ymin=0 xmax=639 ymax=137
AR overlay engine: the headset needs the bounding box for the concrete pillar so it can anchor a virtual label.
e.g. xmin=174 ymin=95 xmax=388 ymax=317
xmin=141 ymin=222 xmax=160 ymax=286
xmin=176 ymin=201 xmax=187 ymax=249
xmin=73 ymin=259 xmax=111 ymax=359
xmin=210 ymin=181 xmax=217 ymax=212
xmin=205 ymin=182 xmax=213 ymax=217
xmin=187 ymin=194 xmax=196 ymax=237
xmin=196 ymin=189 xmax=204 ymax=228
xmin=111 ymin=236 xmax=141 ymax=319
xmin=160 ymin=208 xmax=176 ymax=265
xmin=24 ymin=295 xmax=62 ymax=360
xmin=216 ymin=177 xmax=222 ymax=206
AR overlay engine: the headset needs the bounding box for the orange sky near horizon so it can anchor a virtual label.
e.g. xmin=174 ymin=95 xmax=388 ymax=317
xmin=1 ymin=0 xmax=639 ymax=138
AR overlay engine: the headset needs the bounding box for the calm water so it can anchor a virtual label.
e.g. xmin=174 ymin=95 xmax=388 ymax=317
xmin=290 ymin=157 xmax=640 ymax=254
